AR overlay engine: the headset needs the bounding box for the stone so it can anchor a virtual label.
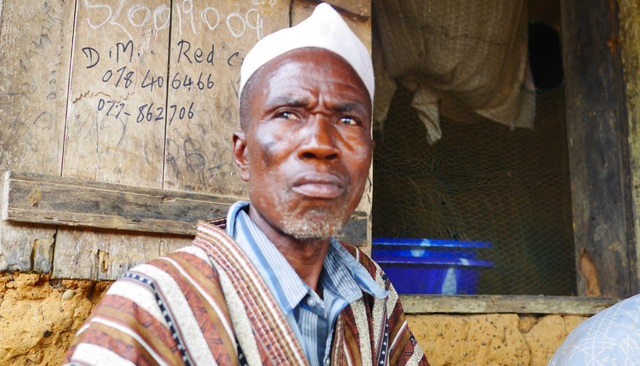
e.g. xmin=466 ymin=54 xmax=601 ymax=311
xmin=518 ymin=315 xmax=538 ymax=333
xmin=523 ymin=315 xmax=566 ymax=366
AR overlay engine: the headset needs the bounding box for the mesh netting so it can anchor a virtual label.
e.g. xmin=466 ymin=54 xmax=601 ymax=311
xmin=371 ymin=0 xmax=576 ymax=295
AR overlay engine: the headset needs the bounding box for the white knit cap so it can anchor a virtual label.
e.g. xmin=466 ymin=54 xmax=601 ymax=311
xmin=239 ymin=3 xmax=374 ymax=103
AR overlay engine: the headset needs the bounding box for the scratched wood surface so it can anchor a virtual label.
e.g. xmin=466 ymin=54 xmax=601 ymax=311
xmin=163 ymin=0 xmax=289 ymax=197
xmin=55 ymin=0 xmax=178 ymax=280
xmin=0 ymin=0 xmax=75 ymax=272
xmin=62 ymin=0 xmax=171 ymax=187
xmin=53 ymin=227 xmax=191 ymax=280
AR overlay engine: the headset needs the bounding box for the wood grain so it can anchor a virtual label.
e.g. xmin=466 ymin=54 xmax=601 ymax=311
xmin=561 ymin=0 xmax=634 ymax=297
xmin=3 ymin=170 xmax=235 ymax=235
xmin=0 ymin=0 xmax=75 ymax=272
xmin=56 ymin=0 xmax=173 ymax=280
xmin=52 ymin=227 xmax=191 ymax=280
xmin=62 ymin=0 xmax=171 ymax=188
xmin=3 ymin=170 xmax=369 ymax=245
xmin=400 ymin=294 xmax=622 ymax=315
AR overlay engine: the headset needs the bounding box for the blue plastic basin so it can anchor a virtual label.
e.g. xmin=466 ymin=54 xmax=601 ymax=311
xmin=372 ymin=238 xmax=494 ymax=295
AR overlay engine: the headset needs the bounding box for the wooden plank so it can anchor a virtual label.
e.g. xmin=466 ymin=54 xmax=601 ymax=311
xmin=561 ymin=0 xmax=634 ymax=297
xmin=62 ymin=0 xmax=171 ymax=187
xmin=617 ymin=0 xmax=640 ymax=295
xmin=53 ymin=227 xmax=192 ymax=280
xmin=55 ymin=0 xmax=173 ymax=279
xmin=163 ymin=0 xmax=290 ymax=196
xmin=3 ymin=170 xmax=235 ymax=235
xmin=2 ymin=170 xmax=369 ymax=246
xmin=400 ymin=295 xmax=623 ymax=315
xmin=0 ymin=0 xmax=76 ymax=272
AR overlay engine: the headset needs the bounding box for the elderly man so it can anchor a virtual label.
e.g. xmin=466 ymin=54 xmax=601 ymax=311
xmin=63 ymin=4 xmax=428 ymax=366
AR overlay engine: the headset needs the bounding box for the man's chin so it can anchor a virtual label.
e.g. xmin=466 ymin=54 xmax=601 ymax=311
xmin=280 ymin=207 xmax=347 ymax=241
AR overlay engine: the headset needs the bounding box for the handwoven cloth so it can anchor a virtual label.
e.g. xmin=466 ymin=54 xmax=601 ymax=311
xmin=62 ymin=220 xmax=429 ymax=366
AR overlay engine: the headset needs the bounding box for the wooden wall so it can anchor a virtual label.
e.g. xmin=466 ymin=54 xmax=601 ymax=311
xmin=0 ymin=0 xmax=373 ymax=280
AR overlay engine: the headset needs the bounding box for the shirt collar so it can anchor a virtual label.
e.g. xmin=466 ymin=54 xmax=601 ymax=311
xmin=225 ymin=201 xmax=389 ymax=313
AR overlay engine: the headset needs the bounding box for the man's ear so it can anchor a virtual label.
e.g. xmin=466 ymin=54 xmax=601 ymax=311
xmin=233 ymin=131 xmax=250 ymax=182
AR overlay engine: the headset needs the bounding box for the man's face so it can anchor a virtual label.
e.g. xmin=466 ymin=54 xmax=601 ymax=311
xmin=234 ymin=48 xmax=373 ymax=240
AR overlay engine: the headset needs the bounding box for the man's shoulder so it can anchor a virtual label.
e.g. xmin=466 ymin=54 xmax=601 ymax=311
xmin=122 ymin=244 xmax=219 ymax=286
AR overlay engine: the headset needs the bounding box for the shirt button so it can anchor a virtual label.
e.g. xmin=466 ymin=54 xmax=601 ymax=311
xmin=324 ymin=358 xmax=330 ymax=366
xmin=307 ymin=297 xmax=317 ymax=307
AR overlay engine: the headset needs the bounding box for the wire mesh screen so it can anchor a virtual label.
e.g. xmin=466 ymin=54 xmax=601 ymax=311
xmin=371 ymin=0 xmax=576 ymax=296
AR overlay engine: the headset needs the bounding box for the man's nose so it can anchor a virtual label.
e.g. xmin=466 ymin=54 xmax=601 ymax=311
xmin=297 ymin=115 xmax=341 ymax=161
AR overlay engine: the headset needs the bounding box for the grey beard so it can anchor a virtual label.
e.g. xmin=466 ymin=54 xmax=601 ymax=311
xmin=280 ymin=207 xmax=347 ymax=240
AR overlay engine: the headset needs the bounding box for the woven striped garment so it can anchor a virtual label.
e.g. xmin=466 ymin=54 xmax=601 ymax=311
xmin=62 ymin=220 xmax=429 ymax=366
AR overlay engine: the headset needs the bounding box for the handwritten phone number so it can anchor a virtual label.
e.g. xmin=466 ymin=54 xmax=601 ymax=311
xmin=97 ymin=98 xmax=194 ymax=125
xmin=101 ymin=67 xmax=215 ymax=92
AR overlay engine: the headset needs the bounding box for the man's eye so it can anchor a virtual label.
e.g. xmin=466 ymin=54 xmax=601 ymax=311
xmin=276 ymin=111 xmax=300 ymax=120
xmin=339 ymin=116 xmax=359 ymax=126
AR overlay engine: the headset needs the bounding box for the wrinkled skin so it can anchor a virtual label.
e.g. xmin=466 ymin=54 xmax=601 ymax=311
xmin=232 ymin=48 xmax=373 ymax=291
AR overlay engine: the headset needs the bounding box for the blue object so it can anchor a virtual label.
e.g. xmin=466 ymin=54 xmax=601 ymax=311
xmin=372 ymin=248 xmax=479 ymax=259
xmin=373 ymin=237 xmax=493 ymax=249
xmin=372 ymin=238 xmax=494 ymax=295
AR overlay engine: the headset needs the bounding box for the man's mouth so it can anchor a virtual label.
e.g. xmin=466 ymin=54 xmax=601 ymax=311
xmin=290 ymin=174 xmax=345 ymax=199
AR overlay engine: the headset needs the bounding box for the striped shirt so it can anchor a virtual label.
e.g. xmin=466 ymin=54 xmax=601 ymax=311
xmin=226 ymin=201 xmax=390 ymax=366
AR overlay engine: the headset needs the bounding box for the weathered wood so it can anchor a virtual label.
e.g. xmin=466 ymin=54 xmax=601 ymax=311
xmin=55 ymin=0 xmax=173 ymax=279
xmin=562 ymin=0 xmax=635 ymax=297
xmin=3 ymin=170 xmax=235 ymax=235
xmin=617 ymin=0 xmax=640 ymax=296
xmin=3 ymin=170 xmax=369 ymax=246
xmin=53 ymin=227 xmax=192 ymax=280
xmin=163 ymin=0 xmax=289 ymax=196
xmin=296 ymin=0 xmax=370 ymax=20
xmin=62 ymin=0 xmax=170 ymax=188
xmin=0 ymin=0 xmax=76 ymax=272
xmin=400 ymin=295 xmax=622 ymax=315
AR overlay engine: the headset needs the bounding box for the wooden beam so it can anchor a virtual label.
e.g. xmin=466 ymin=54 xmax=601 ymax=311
xmin=617 ymin=0 xmax=640 ymax=296
xmin=561 ymin=0 xmax=635 ymax=297
xmin=1 ymin=171 xmax=368 ymax=245
xmin=400 ymin=295 xmax=622 ymax=315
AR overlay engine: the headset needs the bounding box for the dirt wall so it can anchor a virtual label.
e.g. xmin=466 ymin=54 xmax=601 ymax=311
xmin=408 ymin=313 xmax=586 ymax=366
xmin=0 ymin=274 xmax=586 ymax=366
xmin=0 ymin=274 xmax=111 ymax=365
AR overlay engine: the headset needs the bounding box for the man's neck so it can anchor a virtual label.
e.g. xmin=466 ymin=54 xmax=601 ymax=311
xmin=248 ymin=206 xmax=330 ymax=295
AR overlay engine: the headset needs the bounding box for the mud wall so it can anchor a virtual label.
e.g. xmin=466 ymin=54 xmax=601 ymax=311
xmin=0 ymin=274 xmax=586 ymax=366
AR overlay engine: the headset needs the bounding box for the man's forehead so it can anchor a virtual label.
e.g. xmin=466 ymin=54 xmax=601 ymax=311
xmin=250 ymin=48 xmax=372 ymax=111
